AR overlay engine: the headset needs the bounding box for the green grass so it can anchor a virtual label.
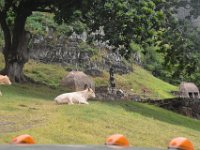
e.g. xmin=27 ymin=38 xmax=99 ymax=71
xmin=0 ymin=84 xmax=200 ymax=150
xmin=114 ymin=65 xmax=178 ymax=99
xmin=24 ymin=60 xmax=67 ymax=88
xmin=0 ymin=52 xmax=177 ymax=99
xmin=92 ymin=65 xmax=177 ymax=99
xmin=1 ymin=53 xmax=198 ymax=149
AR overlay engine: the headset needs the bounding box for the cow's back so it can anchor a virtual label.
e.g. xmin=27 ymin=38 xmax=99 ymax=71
xmin=0 ymin=75 xmax=11 ymax=85
xmin=55 ymin=92 xmax=80 ymax=102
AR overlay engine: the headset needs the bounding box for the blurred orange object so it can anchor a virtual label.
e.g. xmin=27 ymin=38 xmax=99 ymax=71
xmin=11 ymin=134 xmax=35 ymax=144
xmin=168 ymin=137 xmax=194 ymax=150
xmin=105 ymin=134 xmax=129 ymax=147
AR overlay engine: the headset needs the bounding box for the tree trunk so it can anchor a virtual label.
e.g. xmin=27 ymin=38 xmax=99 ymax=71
xmin=1 ymin=31 xmax=31 ymax=82
xmin=0 ymin=3 xmax=32 ymax=83
xmin=0 ymin=1 xmax=54 ymax=82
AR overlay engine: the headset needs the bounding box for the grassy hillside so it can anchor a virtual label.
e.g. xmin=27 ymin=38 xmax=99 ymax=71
xmin=0 ymin=54 xmax=199 ymax=149
xmin=0 ymin=52 xmax=177 ymax=99
xmin=0 ymin=83 xmax=200 ymax=149
xmin=24 ymin=62 xmax=177 ymax=99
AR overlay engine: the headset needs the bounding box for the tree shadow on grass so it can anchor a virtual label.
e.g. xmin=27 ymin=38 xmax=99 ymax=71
xmin=97 ymin=100 xmax=200 ymax=132
xmin=0 ymin=83 xmax=66 ymax=101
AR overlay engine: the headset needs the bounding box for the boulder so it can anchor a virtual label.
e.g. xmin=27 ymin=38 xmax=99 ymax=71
xmin=60 ymin=71 xmax=95 ymax=91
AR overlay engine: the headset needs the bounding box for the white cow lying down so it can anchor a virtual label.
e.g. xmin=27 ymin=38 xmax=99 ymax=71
xmin=0 ymin=75 xmax=12 ymax=96
xmin=54 ymin=88 xmax=95 ymax=104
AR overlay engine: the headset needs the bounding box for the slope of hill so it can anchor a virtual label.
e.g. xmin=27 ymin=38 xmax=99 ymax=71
xmin=0 ymin=52 xmax=177 ymax=100
xmin=0 ymin=54 xmax=200 ymax=149
xmin=0 ymin=83 xmax=200 ymax=149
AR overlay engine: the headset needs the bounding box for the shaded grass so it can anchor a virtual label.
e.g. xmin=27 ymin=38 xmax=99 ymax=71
xmin=24 ymin=60 xmax=67 ymax=88
xmin=0 ymin=83 xmax=60 ymax=101
xmin=99 ymin=100 xmax=200 ymax=132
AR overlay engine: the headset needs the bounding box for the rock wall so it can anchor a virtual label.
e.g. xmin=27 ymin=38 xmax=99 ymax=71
xmin=29 ymin=33 xmax=133 ymax=75
xmin=143 ymin=98 xmax=200 ymax=119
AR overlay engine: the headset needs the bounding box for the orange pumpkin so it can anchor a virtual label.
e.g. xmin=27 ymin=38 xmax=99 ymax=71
xmin=105 ymin=134 xmax=129 ymax=147
xmin=11 ymin=134 xmax=35 ymax=144
xmin=168 ymin=137 xmax=194 ymax=150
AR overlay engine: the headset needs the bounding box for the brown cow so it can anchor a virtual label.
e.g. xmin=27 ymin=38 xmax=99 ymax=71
xmin=0 ymin=75 xmax=12 ymax=96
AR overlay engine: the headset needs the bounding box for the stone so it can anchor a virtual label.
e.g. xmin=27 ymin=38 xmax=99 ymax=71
xmin=85 ymin=68 xmax=103 ymax=77
xmin=60 ymin=71 xmax=95 ymax=92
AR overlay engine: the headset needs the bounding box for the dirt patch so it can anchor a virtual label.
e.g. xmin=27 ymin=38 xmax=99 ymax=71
xmin=0 ymin=115 xmax=46 ymax=133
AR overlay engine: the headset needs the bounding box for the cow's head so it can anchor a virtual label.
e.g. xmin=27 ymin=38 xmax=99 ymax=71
xmin=88 ymin=88 xmax=96 ymax=98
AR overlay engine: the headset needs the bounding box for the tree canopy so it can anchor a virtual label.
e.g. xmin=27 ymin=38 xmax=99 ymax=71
xmin=1 ymin=0 xmax=200 ymax=87
xmin=55 ymin=0 xmax=166 ymax=57
xmin=0 ymin=0 xmax=167 ymax=82
xmin=157 ymin=0 xmax=200 ymax=86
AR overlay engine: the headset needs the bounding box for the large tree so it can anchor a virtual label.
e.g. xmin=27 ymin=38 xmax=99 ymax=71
xmin=158 ymin=0 xmax=200 ymax=85
xmin=0 ymin=0 xmax=165 ymax=82
xmin=0 ymin=0 xmax=82 ymax=82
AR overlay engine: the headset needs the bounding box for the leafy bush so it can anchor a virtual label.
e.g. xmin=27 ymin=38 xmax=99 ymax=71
xmin=26 ymin=12 xmax=73 ymax=36
xmin=78 ymin=42 xmax=98 ymax=54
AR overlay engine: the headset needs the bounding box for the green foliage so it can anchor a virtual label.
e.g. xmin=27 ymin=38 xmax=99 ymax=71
xmin=129 ymin=41 xmax=166 ymax=80
xmin=56 ymin=0 xmax=166 ymax=57
xmin=157 ymin=8 xmax=200 ymax=86
xmin=139 ymin=1 xmax=200 ymax=87
xmin=26 ymin=12 xmax=72 ymax=36
xmin=71 ymin=20 xmax=87 ymax=34
xmin=78 ymin=42 xmax=98 ymax=54
xmin=56 ymin=24 xmax=73 ymax=36
xmin=26 ymin=11 xmax=86 ymax=36
xmin=26 ymin=12 xmax=47 ymax=34
xmin=143 ymin=46 xmax=164 ymax=74
xmin=130 ymin=41 xmax=143 ymax=53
